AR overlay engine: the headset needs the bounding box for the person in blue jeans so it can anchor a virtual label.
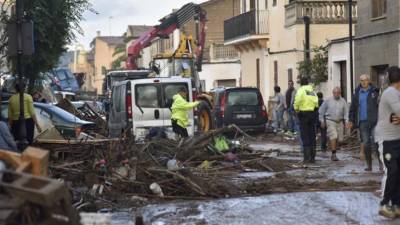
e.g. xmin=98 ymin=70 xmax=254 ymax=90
xmin=272 ymin=86 xmax=285 ymax=132
xmin=349 ymin=74 xmax=383 ymax=171
xmin=285 ymin=80 xmax=298 ymax=134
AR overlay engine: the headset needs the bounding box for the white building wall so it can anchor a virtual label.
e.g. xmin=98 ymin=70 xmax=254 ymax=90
xmin=199 ymin=62 xmax=241 ymax=91
xmin=324 ymin=40 xmax=353 ymax=102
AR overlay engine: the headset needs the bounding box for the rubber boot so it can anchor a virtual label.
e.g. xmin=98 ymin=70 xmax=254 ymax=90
xmin=310 ymin=146 xmax=316 ymax=163
xmin=303 ymin=147 xmax=311 ymax=163
xmin=364 ymin=146 xmax=372 ymax=171
xmin=331 ymin=152 xmax=339 ymax=161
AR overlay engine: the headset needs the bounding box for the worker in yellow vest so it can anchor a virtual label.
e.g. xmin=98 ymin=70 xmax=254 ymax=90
xmin=294 ymin=77 xmax=318 ymax=164
xmin=171 ymin=87 xmax=199 ymax=138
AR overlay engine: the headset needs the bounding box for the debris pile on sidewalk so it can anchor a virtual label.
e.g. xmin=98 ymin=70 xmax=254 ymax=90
xmin=37 ymin=125 xmax=297 ymax=209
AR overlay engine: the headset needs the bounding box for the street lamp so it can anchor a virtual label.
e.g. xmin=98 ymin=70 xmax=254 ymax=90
xmin=108 ymin=16 xmax=113 ymax=36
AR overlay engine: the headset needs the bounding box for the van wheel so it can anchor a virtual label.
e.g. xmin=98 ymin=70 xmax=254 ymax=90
xmin=197 ymin=101 xmax=213 ymax=132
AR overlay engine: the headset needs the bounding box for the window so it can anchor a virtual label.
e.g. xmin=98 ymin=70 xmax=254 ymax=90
xmin=371 ymin=64 xmax=389 ymax=91
xmin=288 ymin=68 xmax=293 ymax=82
xmin=163 ymin=83 xmax=188 ymax=105
xmin=135 ymin=84 xmax=160 ymax=108
xmin=265 ymin=0 xmax=268 ymax=9
xmin=372 ymin=0 xmax=386 ymax=18
xmin=55 ymin=70 xmax=67 ymax=81
xmin=273 ymin=0 xmax=277 ymax=7
xmin=217 ymin=79 xmax=236 ymax=88
xmin=227 ymin=91 xmax=259 ymax=106
xmin=274 ymin=61 xmax=278 ymax=85
xmin=112 ymin=86 xmax=123 ymax=112
xmin=250 ymin=0 xmax=256 ymax=10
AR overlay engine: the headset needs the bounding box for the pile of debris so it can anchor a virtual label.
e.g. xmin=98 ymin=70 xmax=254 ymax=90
xmin=37 ymin=125 xmax=291 ymax=209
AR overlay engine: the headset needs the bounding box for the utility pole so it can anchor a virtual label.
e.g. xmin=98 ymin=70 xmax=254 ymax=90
xmin=304 ymin=16 xmax=311 ymax=61
xmin=349 ymin=0 xmax=354 ymax=94
xmin=304 ymin=16 xmax=311 ymax=78
xmin=16 ymin=0 xmax=28 ymax=150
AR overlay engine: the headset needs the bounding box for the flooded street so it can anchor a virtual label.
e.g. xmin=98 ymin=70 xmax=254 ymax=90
xmin=136 ymin=192 xmax=395 ymax=225
xmin=106 ymin=139 xmax=387 ymax=224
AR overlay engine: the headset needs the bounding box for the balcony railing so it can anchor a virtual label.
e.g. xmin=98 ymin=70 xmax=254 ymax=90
xmin=224 ymin=10 xmax=269 ymax=42
xmin=285 ymin=0 xmax=357 ymax=26
xmin=211 ymin=44 xmax=238 ymax=61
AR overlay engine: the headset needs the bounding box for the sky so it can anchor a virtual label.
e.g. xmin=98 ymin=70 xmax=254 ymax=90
xmin=71 ymin=0 xmax=207 ymax=50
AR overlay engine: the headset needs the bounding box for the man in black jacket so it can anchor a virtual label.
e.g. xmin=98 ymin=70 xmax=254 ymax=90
xmin=348 ymin=74 xmax=383 ymax=171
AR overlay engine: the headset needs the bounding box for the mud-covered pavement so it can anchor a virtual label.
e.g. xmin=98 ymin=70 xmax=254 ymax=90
xmin=108 ymin=138 xmax=389 ymax=224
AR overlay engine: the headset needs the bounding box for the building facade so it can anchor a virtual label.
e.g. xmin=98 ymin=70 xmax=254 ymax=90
xmin=182 ymin=0 xmax=242 ymax=91
xmin=224 ymin=0 xmax=357 ymax=100
xmin=89 ymin=34 xmax=124 ymax=94
xmin=142 ymin=0 xmax=242 ymax=91
xmin=354 ymin=0 xmax=398 ymax=90
xmin=326 ymin=37 xmax=353 ymax=102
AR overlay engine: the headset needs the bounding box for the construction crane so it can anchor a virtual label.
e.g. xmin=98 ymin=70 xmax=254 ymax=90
xmin=126 ymin=2 xmax=206 ymax=71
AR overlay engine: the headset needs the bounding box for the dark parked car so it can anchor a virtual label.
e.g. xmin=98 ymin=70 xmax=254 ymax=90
xmin=211 ymin=87 xmax=268 ymax=132
xmin=1 ymin=102 xmax=95 ymax=140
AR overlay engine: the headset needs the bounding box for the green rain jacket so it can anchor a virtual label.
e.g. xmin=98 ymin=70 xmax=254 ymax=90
xmin=171 ymin=94 xmax=199 ymax=128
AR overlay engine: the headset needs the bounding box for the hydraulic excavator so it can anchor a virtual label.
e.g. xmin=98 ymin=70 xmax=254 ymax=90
xmin=125 ymin=3 xmax=214 ymax=132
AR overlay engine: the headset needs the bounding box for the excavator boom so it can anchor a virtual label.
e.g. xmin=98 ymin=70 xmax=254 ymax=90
xmin=126 ymin=3 xmax=206 ymax=70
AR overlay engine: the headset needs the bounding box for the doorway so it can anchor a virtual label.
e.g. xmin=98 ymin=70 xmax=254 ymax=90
xmin=339 ymin=61 xmax=347 ymax=101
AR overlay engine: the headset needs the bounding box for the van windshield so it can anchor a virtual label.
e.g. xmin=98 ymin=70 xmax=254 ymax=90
xmin=227 ymin=91 xmax=259 ymax=106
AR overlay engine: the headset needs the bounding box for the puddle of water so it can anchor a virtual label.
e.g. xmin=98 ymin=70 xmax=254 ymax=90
xmin=238 ymin=172 xmax=275 ymax=179
xmin=250 ymin=143 xmax=299 ymax=153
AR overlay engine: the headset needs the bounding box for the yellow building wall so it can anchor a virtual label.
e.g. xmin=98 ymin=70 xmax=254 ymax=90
xmin=93 ymin=39 xmax=123 ymax=94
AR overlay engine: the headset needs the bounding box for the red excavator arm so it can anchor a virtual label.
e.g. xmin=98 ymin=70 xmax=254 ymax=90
xmin=126 ymin=3 xmax=206 ymax=70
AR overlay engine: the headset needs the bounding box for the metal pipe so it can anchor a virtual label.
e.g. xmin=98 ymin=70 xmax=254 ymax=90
xmin=349 ymin=0 xmax=354 ymax=94
xmin=16 ymin=0 xmax=28 ymax=151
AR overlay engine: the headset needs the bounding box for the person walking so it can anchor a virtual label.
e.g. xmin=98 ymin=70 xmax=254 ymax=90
xmin=8 ymin=83 xmax=42 ymax=147
xmin=319 ymin=87 xmax=349 ymax=161
xmin=171 ymin=87 xmax=199 ymax=138
xmin=317 ymin=92 xmax=328 ymax=152
xmin=285 ymin=80 xmax=297 ymax=134
xmin=272 ymin=86 xmax=285 ymax=133
xmin=348 ymin=74 xmax=383 ymax=171
xmin=374 ymin=66 xmax=400 ymax=218
xmin=294 ymin=77 xmax=319 ymax=163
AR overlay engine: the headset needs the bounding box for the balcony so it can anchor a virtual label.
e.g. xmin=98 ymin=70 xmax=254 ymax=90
xmin=210 ymin=44 xmax=239 ymax=62
xmin=224 ymin=10 xmax=269 ymax=46
xmin=285 ymin=0 xmax=357 ymax=27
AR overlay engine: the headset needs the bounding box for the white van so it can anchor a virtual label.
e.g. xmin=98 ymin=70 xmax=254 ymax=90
xmin=108 ymin=77 xmax=194 ymax=139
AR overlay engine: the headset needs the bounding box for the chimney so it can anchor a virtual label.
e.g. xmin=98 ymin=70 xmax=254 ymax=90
xmin=96 ymin=31 xmax=101 ymax=37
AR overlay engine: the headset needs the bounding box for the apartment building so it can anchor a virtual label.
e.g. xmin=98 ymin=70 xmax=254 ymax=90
xmin=89 ymin=34 xmax=124 ymax=94
xmin=354 ymin=0 xmax=398 ymax=90
xmin=224 ymin=0 xmax=357 ymax=100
